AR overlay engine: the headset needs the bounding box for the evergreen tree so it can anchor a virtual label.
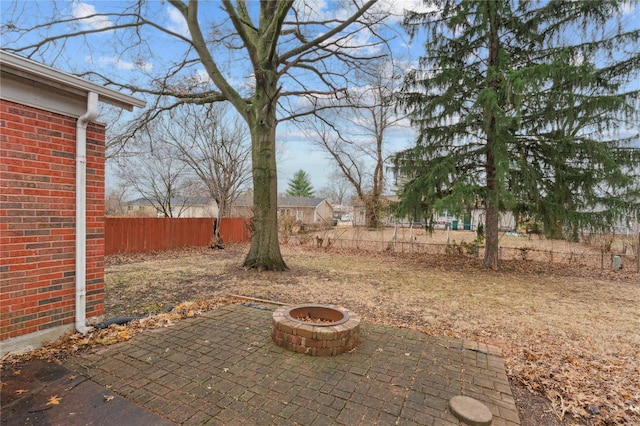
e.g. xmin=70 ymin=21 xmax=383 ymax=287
xmin=511 ymin=7 xmax=640 ymax=239
xmin=286 ymin=170 xmax=315 ymax=197
xmin=395 ymin=0 xmax=640 ymax=269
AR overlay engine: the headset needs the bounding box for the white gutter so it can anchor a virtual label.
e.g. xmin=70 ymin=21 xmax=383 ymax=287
xmin=75 ymin=92 xmax=99 ymax=334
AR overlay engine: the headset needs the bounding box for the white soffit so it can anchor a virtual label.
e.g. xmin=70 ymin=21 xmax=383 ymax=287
xmin=0 ymin=50 xmax=145 ymax=115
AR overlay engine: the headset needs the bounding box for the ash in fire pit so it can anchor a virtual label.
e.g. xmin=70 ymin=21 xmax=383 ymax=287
xmin=272 ymin=305 xmax=360 ymax=356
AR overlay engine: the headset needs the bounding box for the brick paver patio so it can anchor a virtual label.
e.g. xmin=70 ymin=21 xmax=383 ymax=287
xmin=63 ymin=304 xmax=521 ymax=425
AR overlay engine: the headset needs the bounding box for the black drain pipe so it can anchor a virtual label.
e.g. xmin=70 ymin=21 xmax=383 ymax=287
xmin=93 ymin=306 xmax=174 ymax=329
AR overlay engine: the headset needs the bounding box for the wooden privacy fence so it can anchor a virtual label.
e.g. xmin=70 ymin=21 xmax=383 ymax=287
xmin=105 ymin=217 xmax=251 ymax=255
xmin=218 ymin=217 xmax=252 ymax=245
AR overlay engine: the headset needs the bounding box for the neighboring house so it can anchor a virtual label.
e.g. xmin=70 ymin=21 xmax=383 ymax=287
xmin=584 ymin=203 xmax=640 ymax=236
xmin=228 ymin=196 xmax=333 ymax=226
xmin=612 ymin=218 xmax=640 ymax=236
xmin=352 ymin=195 xmax=397 ymax=227
xmin=126 ymin=197 xmax=219 ymax=218
xmin=331 ymin=204 xmax=354 ymax=222
xmin=419 ymin=209 xmax=514 ymax=231
xmin=353 ymin=195 xmax=516 ymax=231
xmin=0 ymin=51 xmax=144 ymax=355
xmin=278 ymin=196 xmax=333 ymax=226
xmin=469 ymin=209 xmax=515 ymax=231
xmin=227 ymin=195 xmax=254 ymax=219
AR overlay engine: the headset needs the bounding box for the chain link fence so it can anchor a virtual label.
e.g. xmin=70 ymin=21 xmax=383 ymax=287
xmin=291 ymin=233 xmax=638 ymax=272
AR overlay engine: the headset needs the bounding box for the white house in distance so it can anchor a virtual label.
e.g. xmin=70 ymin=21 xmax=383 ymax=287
xmin=125 ymin=196 xmax=219 ymax=218
xmin=228 ymin=195 xmax=334 ymax=226
xmin=278 ymin=196 xmax=333 ymax=226
xmin=352 ymin=195 xmax=515 ymax=230
xmin=434 ymin=209 xmax=515 ymax=231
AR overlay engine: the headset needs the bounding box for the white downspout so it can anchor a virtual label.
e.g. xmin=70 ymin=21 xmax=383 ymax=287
xmin=75 ymin=92 xmax=99 ymax=334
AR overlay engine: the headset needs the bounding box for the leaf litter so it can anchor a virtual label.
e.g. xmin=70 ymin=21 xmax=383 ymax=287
xmin=2 ymin=238 xmax=638 ymax=426
xmin=46 ymin=395 xmax=61 ymax=406
xmin=1 ymin=297 xmax=242 ymax=365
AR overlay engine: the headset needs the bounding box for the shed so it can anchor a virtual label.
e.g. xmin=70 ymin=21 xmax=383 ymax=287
xmin=0 ymin=50 xmax=145 ymax=355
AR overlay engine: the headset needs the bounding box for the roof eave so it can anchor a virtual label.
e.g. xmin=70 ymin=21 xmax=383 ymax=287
xmin=0 ymin=50 xmax=145 ymax=111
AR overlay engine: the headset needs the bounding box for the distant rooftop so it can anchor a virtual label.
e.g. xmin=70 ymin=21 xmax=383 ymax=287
xmin=231 ymin=196 xmax=331 ymax=208
xmin=278 ymin=196 xmax=328 ymax=208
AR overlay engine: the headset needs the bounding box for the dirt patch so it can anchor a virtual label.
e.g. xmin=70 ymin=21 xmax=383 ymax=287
xmin=511 ymin=378 xmax=563 ymax=426
xmin=99 ymin=242 xmax=640 ymax=425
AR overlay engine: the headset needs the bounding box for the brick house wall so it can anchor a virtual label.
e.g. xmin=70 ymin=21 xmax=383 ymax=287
xmin=0 ymin=100 xmax=105 ymax=341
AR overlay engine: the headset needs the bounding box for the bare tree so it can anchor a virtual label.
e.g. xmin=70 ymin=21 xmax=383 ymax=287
xmin=307 ymin=62 xmax=405 ymax=228
xmin=2 ymin=0 xmax=394 ymax=270
xmin=116 ymin=141 xmax=196 ymax=218
xmin=158 ymin=103 xmax=251 ymax=247
xmin=104 ymin=184 xmax=128 ymax=216
xmin=318 ymin=169 xmax=351 ymax=206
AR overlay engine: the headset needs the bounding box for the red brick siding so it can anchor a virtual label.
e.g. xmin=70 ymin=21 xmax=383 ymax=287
xmin=0 ymin=100 xmax=105 ymax=341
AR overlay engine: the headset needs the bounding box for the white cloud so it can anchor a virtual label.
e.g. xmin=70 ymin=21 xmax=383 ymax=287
xmin=72 ymin=1 xmax=113 ymax=31
xmin=374 ymin=0 xmax=438 ymax=23
xmin=194 ymin=69 xmax=212 ymax=84
xmin=292 ymin=0 xmax=397 ymax=30
xmin=167 ymin=7 xmax=191 ymax=38
xmin=93 ymin=56 xmax=153 ymax=72
xmin=295 ymin=0 xmax=435 ymax=24
xmin=320 ymin=30 xmax=384 ymax=56
xmin=291 ymin=1 xmax=437 ymax=59
xmin=293 ymin=0 xmax=332 ymax=21
xmin=621 ymin=1 xmax=637 ymax=15
xmin=375 ymin=0 xmax=440 ymax=24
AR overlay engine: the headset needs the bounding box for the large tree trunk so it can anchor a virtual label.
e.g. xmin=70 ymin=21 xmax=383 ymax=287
xmin=483 ymin=0 xmax=500 ymax=270
xmin=364 ymin=138 xmax=385 ymax=229
xmin=243 ymin=68 xmax=288 ymax=271
xmin=484 ymin=107 xmax=500 ymax=268
xmin=484 ymin=167 xmax=500 ymax=269
xmin=365 ymin=199 xmax=381 ymax=229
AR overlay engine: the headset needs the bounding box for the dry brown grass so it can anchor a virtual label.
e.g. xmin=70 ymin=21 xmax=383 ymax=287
xmin=103 ymin=237 xmax=640 ymax=425
xmin=309 ymin=227 xmax=637 ymax=269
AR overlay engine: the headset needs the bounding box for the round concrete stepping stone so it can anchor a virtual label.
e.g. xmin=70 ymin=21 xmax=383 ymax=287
xmin=449 ymin=395 xmax=493 ymax=426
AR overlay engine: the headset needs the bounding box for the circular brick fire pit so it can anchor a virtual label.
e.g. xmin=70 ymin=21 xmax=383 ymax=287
xmin=271 ymin=305 xmax=360 ymax=356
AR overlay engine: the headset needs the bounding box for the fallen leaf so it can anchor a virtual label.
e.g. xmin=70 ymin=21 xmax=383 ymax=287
xmin=12 ymin=370 xmax=21 ymax=376
xmin=15 ymin=389 xmax=28 ymax=395
xmin=46 ymin=395 xmax=61 ymax=405
xmin=68 ymin=375 xmax=77 ymax=381
xmin=104 ymin=395 xmax=115 ymax=402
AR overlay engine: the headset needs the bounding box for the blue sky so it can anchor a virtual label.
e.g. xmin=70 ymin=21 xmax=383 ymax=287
xmin=1 ymin=0 xmax=428 ymax=195
xmin=2 ymin=0 xmax=638 ymax=197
